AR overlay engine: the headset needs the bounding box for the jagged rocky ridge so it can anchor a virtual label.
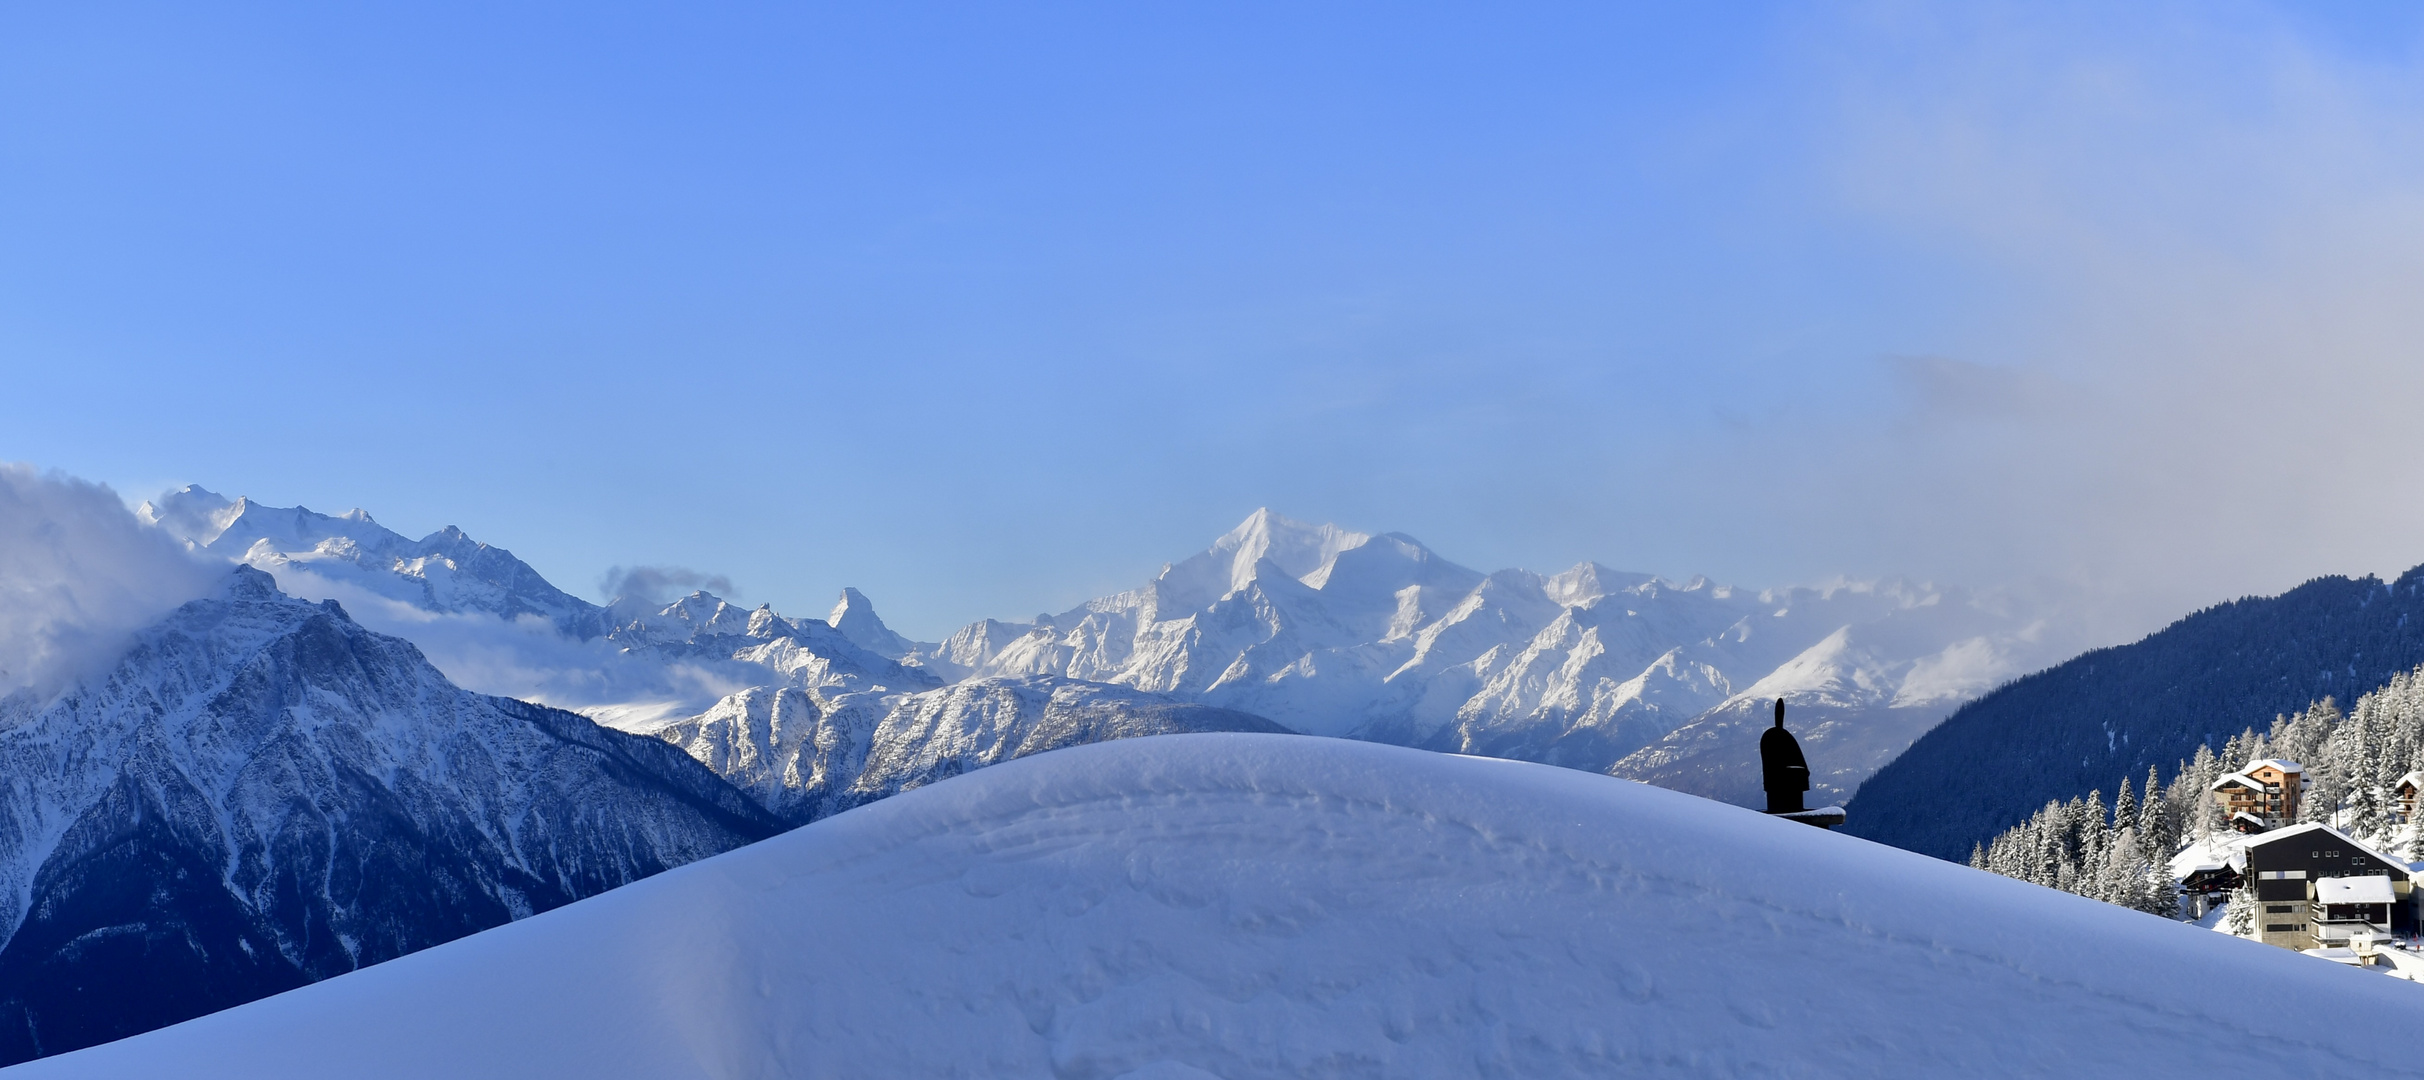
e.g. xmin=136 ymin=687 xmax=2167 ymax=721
xmin=139 ymin=490 xmax=1306 ymax=820
xmin=141 ymin=486 xmax=608 ymax=637
xmin=655 ymin=678 xmax=1287 ymax=821
xmin=0 ymin=568 xmax=787 ymax=1064
xmin=900 ymin=510 xmax=2079 ymax=806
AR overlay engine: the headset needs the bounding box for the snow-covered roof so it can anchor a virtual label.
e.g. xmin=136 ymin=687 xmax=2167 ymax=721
xmin=2231 ymin=810 xmax=2267 ymax=826
xmin=2211 ymin=772 xmax=2262 ymax=792
xmin=2317 ymin=876 xmax=2397 ymax=905
xmin=2247 ymin=758 xmax=2303 ymax=774
xmin=2232 ymin=823 xmax=2409 ymax=873
xmin=2397 ymin=771 xmax=2424 ymax=793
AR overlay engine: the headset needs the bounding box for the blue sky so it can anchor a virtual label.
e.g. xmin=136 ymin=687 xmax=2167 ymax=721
xmin=7 ymin=2 xmax=2424 ymax=638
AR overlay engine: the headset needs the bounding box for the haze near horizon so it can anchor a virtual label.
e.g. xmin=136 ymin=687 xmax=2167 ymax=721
xmin=6 ymin=2 xmax=2424 ymax=640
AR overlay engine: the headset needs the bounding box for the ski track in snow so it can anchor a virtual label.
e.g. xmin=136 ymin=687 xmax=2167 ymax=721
xmin=15 ymin=734 xmax=2424 ymax=1079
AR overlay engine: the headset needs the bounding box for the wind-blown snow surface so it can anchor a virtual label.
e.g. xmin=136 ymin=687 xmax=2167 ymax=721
xmin=21 ymin=735 xmax=2423 ymax=1079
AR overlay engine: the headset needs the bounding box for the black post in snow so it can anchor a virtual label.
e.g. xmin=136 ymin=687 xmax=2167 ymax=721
xmin=1761 ymin=698 xmax=1844 ymax=829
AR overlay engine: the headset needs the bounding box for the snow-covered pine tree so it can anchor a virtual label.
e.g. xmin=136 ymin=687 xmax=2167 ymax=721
xmin=1968 ymin=664 xmax=2424 ymax=918
xmin=2298 ymin=699 xmax=2347 ymax=825
xmin=2142 ymin=857 xmax=2181 ymax=919
xmin=2183 ymin=743 xmax=2225 ymax=839
xmin=2112 ymin=777 xmax=2137 ymax=843
xmin=2137 ymin=765 xmax=2171 ymax=852
xmin=2349 ymin=720 xmax=2388 ymax=842
xmin=2224 ymin=885 xmax=2256 ymax=937
xmin=2080 ymin=790 xmax=2109 ymax=871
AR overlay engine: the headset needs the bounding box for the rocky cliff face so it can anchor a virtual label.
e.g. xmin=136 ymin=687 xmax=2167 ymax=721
xmin=0 ymin=568 xmax=784 ymax=1063
xmin=655 ymin=677 xmax=1285 ymax=822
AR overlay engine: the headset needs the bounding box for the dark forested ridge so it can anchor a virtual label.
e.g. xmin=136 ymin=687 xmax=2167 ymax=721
xmin=1843 ymin=566 xmax=2424 ymax=861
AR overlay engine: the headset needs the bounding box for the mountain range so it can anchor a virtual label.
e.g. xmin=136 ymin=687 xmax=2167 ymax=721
xmin=0 ymin=483 xmax=2115 ymax=1061
xmin=0 ymin=567 xmax=785 ymax=1062
xmin=141 ymin=489 xmax=2086 ymax=811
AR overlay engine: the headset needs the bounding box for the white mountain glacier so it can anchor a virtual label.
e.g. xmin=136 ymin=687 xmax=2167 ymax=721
xmin=146 ymin=490 xmax=2079 ymax=813
xmin=911 ymin=509 xmax=2079 ymax=805
xmin=140 ymin=486 xmax=607 ymax=636
xmin=142 ymin=490 xmax=1283 ymax=826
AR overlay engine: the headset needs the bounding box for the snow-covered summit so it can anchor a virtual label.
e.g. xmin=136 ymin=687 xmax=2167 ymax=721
xmin=134 ymin=491 xmax=2081 ymax=811
xmin=139 ymin=486 xmax=606 ymax=636
xmin=25 ymin=733 xmax=2423 ymax=1079
xmin=825 ymin=586 xmax=914 ymax=658
xmin=909 ymin=510 xmax=2078 ymax=805
xmin=0 ymin=565 xmax=782 ymax=1062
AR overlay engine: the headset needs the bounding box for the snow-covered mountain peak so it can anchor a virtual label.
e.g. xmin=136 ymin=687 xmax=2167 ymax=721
xmin=219 ymin=563 xmax=283 ymax=603
xmin=826 ymin=587 xmax=913 ymax=659
xmin=143 ymin=488 xmax=607 ymax=637
xmin=0 ymin=562 xmax=784 ymax=1061
xmin=1220 ymin=507 xmax=1368 ymax=579
xmin=135 ymin=484 xmax=249 ymax=547
xmin=892 ymin=505 xmax=2077 ymax=804
xmin=1154 ymin=509 xmax=1373 ymax=612
xmin=636 ymin=591 xmax=756 ymax=639
xmin=140 ymin=485 xmax=2083 ymax=815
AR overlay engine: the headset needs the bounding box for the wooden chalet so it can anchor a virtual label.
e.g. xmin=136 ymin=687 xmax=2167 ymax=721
xmin=2178 ymin=863 xmax=2243 ymax=920
xmin=2229 ymin=824 xmax=2416 ymax=952
xmin=2210 ymin=759 xmax=2304 ymax=833
xmin=2397 ymin=771 xmax=2424 ymax=824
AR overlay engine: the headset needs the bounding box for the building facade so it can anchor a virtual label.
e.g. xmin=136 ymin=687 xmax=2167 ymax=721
xmin=2211 ymin=759 xmax=2304 ymax=833
xmin=2233 ymin=824 xmax=2414 ymax=952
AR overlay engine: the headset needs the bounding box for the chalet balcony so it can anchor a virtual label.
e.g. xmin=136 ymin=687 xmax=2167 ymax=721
xmin=2313 ymin=917 xmax=2392 ymax=946
xmin=2310 ymin=877 xmax=2397 ymax=945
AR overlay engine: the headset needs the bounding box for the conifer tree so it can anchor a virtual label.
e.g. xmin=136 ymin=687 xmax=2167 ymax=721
xmin=2224 ymin=885 xmax=2256 ymax=937
xmin=1968 ymin=664 xmax=2424 ymax=918
xmin=2138 ymin=765 xmax=2170 ymax=852
xmin=2185 ymin=743 xmax=2225 ymax=838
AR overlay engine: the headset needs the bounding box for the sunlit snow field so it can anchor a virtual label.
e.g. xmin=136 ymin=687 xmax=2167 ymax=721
xmin=17 ymin=734 xmax=2424 ymax=1079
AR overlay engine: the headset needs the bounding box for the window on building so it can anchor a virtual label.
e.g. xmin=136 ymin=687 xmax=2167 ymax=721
xmin=2266 ymin=905 xmax=2295 ymax=913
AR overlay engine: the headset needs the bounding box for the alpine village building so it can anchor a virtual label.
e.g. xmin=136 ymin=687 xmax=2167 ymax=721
xmin=2233 ymin=824 xmax=2415 ymax=952
xmin=2210 ymin=759 xmax=2304 ymax=833
xmin=2196 ymin=759 xmax=2420 ymax=955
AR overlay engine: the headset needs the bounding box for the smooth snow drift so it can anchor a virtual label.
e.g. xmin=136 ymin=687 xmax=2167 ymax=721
xmin=18 ymin=735 xmax=2424 ymax=1078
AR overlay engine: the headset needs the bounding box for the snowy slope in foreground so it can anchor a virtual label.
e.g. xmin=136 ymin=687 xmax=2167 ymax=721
xmin=22 ymin=738 xmax=2424 ymax=1078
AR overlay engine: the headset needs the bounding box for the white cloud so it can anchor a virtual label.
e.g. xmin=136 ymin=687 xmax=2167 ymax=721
xmin=0 ymin=463 xmax=220 ymax=698
xmin=1699 ymin=2 xmax=2424 ymax=639
xmin=261 ymin=564 xmax=754 ymax=730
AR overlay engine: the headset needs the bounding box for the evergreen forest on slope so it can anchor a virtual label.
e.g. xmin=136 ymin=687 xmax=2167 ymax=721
xmin=1845 ymin=566 xmax=2424 ymax=861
